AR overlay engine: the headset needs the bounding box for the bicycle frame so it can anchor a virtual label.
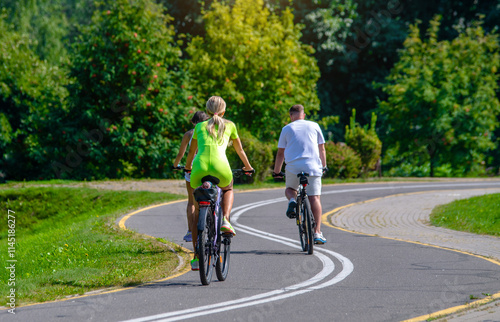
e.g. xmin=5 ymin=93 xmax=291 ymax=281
xmin=193 ymin=175 xmax=230 ymax=285
xmin=191 ymin=169 xmax=251 ymax=285
xmin=196 ymin=185 xmax=222 ymax=247
xmin=295 ymin=172 xmax=315 ymax=254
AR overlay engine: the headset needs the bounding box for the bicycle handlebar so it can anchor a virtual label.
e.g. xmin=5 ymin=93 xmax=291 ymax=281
xmin=173 ymin=165 xmax=191 ymax=174
xmin=232 ymin=169 xmax=255 ymax=178
xmin=272 ymin=171 xmax=285 ymax=178
xmin=273 ymin=167 xmax=328 ymax=178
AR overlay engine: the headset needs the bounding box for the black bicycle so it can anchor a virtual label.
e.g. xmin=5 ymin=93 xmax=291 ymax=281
xmin=273 ymin=171 xmax=315 ymax=255
xmin=295 ymin=172 xmax=315 ymax=255
xmin=192 ymin=169 xmax=254 ymax=285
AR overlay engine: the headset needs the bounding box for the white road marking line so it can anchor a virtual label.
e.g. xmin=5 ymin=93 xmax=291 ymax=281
xmin=123 ymin=181 xmax=500 ymax=322
xmin=122 ymin=199 xmax=351 ymax=322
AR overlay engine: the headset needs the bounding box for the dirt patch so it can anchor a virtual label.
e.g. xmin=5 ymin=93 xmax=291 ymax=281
xmin=3 ymin=179 xmax=189 ymax=196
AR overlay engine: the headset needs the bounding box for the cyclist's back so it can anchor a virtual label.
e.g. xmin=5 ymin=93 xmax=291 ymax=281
xmin=278 ymin=119 xmax=324 ymax=177
xmin=190 ymin=119 xmax=237 ymax=189
xmin=273 ymin=104 xmax=327 ymax=245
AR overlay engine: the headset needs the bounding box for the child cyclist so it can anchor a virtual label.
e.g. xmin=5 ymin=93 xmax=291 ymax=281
xmin=173 ymin=111 xmax=209 ymax=242
xmin=185 ymin=96 xmax=253 ymax=270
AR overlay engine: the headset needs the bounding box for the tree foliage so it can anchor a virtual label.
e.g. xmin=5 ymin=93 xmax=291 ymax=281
xmin=1 ymin=0 xmax=70 ymax=64
xmin=378 ymin=16 xmax=500 ymax=176
xmin=324 ymin=141 xmax=361 ymax=179
xmin=186 ymin=0 xmax=321 ymax=140
xmin=55 ymin=0 xmax=193 ymax=179
xmin=0 ymin=10 xmax=69 ymax=179
xmin=344 ymin=109 xmax=381 ymax=174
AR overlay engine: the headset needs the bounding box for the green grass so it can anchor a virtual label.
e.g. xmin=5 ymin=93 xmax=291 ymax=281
xmin=0 ymin=187 xmax=187 ymax=305
xmin=430 ymin=193 xmax=500 ymax=236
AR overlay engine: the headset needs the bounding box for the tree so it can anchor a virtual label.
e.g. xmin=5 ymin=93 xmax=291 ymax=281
xmin=378 ymin=16 xmax=500 ymax=177
xmin=1 ymin=0 xmax=69 ymax=64
xmin=56 ymin=0 xmax=193 ymax=179
xmin=316 ymin=0 xmax=500 ymax=140
xmin=186 ymin=0 xmax=321 ymax=140
xmin=0 ymin=10 xmax=69 ymax=180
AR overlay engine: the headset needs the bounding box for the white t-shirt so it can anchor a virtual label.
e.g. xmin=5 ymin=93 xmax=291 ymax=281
xmin=277 ymin=119 xmax=325 ymax=177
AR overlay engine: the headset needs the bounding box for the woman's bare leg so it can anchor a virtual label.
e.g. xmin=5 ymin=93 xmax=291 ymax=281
xmin=186 ymin=181 xmax=195 ymax=233
xmin=220 ymin=181 xmax=234 ymax=221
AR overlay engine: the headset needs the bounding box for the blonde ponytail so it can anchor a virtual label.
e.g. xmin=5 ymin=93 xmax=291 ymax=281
xmin=206 ymin=96 xmax=227 ymax=143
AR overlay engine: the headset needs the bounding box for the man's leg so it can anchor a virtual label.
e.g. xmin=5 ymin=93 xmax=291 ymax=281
xmin=285 ymin=187 xmax=297 ymax=201
xmin=285 ymin=170 xmax=300 ymax=218
xmin=308 ymin=195 xmax=322 ymax=234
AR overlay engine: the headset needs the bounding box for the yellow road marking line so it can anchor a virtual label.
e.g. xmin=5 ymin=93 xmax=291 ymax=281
xmin=11 ymin=189 xmax=265 ymax=309
xmin=4 ymin=199 xmax=192 ymax=310
xmin=322 ymin=189 xmax=500 ymax=322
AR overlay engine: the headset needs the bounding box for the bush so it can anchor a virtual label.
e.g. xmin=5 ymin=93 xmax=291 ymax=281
xmin=344 ymin=109 xmax=382 ymax=175
xmin=324 ymin=141 xmax=361 ymax=179
xmin=227 ymin=127 xmax=275 ymax=183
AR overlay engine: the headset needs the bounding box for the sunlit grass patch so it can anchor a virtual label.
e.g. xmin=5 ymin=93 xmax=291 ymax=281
xmin=0 ymin=187 xmax=187 ymax=305
xmin=430 ymin=193 xmax=500 ymax=236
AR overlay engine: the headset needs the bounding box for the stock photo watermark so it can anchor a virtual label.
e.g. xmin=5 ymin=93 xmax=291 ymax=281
xmin=6 ymin=209 xmax=16 ymax=314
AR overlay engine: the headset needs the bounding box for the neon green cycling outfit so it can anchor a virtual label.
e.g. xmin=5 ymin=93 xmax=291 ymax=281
xmin=190 ymin=120 xmax=238 ymax=189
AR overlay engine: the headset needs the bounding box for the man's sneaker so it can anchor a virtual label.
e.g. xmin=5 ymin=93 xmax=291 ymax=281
xmin=191 ymin=258 xmax=199 ymax=271
xmin=183 ymin=230 xmax=192 ymax=242
xmin=221 ymin=219 xmax=236 ymax=236
xmin=314 ymin=232 xmax=327 ymax=244
xmin=286 ymin=200 xmax=297 ymax=218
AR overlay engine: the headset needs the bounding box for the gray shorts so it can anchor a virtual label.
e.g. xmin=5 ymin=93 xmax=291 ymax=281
xmin=285 ymin=170 xmax=322 ymax=196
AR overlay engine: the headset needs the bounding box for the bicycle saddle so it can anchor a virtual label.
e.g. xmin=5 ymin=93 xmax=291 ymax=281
xmin=297 ymin=172 xmax=309 ymax=185
xmin=193 ymin=175 xmax=220 ymax=202
xmin=201 ymin=175 xmax=220 ymax=186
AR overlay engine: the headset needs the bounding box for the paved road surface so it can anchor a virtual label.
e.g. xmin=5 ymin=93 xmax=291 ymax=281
xmin=7 ymin=180 xmax=500 ymax=322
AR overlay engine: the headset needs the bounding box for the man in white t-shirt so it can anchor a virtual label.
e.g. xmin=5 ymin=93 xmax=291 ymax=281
xmin=273 ymin=104 xmax=328 ymax=244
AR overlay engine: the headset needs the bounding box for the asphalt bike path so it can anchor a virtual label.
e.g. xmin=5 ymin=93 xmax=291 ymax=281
xmin=8 ymin=180 xmax=500 ymax=322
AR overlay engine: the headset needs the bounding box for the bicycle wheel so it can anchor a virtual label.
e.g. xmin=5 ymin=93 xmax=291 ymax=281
xmin=297 ymin=199 xmax=307 ymax=252
xmin=216 ymin=235 xmax=231 ymax=281
xmin=303 ymin=197 xmax=314 ymax=255
xmin=197 ymin=207 xmax=214 ymax=285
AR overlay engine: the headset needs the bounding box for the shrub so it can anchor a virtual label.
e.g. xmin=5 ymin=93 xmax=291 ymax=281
xmin=345 ymin=109 xmax=382 ymax=175
xmin=324 ymin=141 xmax=361 ymax=179
xmin=226 ymin=127 xmax=274 ymax=183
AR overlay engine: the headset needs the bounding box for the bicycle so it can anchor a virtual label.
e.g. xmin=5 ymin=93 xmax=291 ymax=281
xmin=272 ymin=171 xmax=316 ymax=255
xmin=295 ymin=172 xmax=315 ymax=255
xmin=191 ymin=168 xmax=254 ymax=285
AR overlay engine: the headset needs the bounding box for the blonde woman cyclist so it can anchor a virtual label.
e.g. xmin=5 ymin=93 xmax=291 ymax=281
xmin=185 ymin=96 xmax=253 ymax=270
xmin=173 ymin=111 xmax=209 ymax=242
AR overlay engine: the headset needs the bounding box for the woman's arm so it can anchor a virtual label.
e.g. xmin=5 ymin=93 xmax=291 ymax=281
xmin=173 ymin=130 xmax=193 ymax=167
xmin=232 ymin=138 xmax=253 ymax=171
xmin=185 ymin=139 xmax=198 ymax=170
